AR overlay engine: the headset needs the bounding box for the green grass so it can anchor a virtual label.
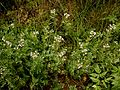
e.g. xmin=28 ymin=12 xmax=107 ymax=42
xmin=0 ymin=0 xmax=120 ymax=90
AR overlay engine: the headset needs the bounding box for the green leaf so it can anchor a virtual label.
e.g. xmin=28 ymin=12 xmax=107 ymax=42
xmin=105 ymin=15 xmax=117 ymax=23
xmin=112 ymin=66 xmax=118 ymax=73
xmin=90 ymin=77 xmax=100 ymax=83
xmin=100 ymin=71 xmax=107 ymax=77
xmin=90 ymin=73 xmax=98 ymax=77
xmin=102 ymin=80 xmax=107 ymax=88
xmin=105 ymin=77 xmax=112 ymax=82
xmin=69 ymin=85 xmax=77 ymax=90
xmin=95 ymin=64 xmax=101 ymax=74
xmin=92 ymin=85 xmax=101 ymax=90
xmin=96 ymin=85 xmax=101 ymax=90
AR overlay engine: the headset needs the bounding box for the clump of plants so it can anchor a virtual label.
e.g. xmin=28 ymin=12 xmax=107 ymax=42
xmin=0 ymin=0 xmax=120 ymax=90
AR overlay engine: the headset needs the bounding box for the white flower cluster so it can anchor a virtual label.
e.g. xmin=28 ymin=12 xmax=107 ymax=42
xmin=50 ymin=9 xmax=56 ymax=14
xmin=79 ymin=42 xmax=88 ymax=55
xmin=82 ymin=49 xmax=88 ymax=55
xmin=58 ymin=49 xmax=67 ymax=57
xmin=109 ymin=24 xmax=116 ymax=30
xmin=2 ymin=36 xmax=12 ymax=47
xmin=30 ymin=50 xmax=39 ymax=59
xmin=106 ymin=24 xmax=116 ymax=32
xmin=79 ymin=42 xmax=84 ymax=48
xmin=77 ymin=64 xmax=83 ymax=69
xmin=18 ymin=38 xmax=24 ymax=47
xmin=10 ymin=23 xmax=15 ymax=28
xmin=50 ymin=9 xmax=57 ymax=18
xmin=90 ymin=30 xmax=96 ymax=38
xmin=54 ymin=35 xmax=64 ymax=43
xmin=82 ymin=49 xmax=88 ymax=53
xmin=5 ymin=41 xmax=12 ymax=47
xmin=33 ymin=31 xmax=39 ymax=35
xmin=62 ymin=56 xmax=67 ymax=61
xmin=103 ymin=43 xmax=110 ymax=48
xmin=64 ymin=13 xmax=70 ymax=18
xmin=0 ymin=67 xmax=6 ymax=75
xmin=77 ymin=60 xmax=83 ymax=69
xmin=114 ymin=41 xmax=118 ymax=45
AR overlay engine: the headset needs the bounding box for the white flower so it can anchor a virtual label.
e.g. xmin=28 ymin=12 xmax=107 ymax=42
xmin=10 ymin=23 xmax=14 ymax=28
xmin=103 ymin=43 xmax=110 ymax=48
xmin=2 ymin=36 xmax=5 ymax=42
xmin=106 ymin=24 xmax=116 ymax=32
xmin=77 ymin=60 xmax=80 ymax=63
xmin=59 ymin=49 xmax=67 ymax=57
xmin=30 ymin=50 xmax=39 ymax=59
xmin=6 ymin=41 xmax=12 ymax=47
xmin=33 ymin=31 xmax=39 ymax=35
xmin=64 ymin=13 xmax=70 ymax=18
xmin=79 ymin=42 xmax=83 ymax=48
xmin=18 ymin=39 xmax=24 ymax=47
xmin=109 ymin=24 xmax=116 ymax=30
xmin=112 ymin=24 xmax=116 ymax=29
xmin=92 ymin=85 xmax=97 ymax=88
xmin=82 ymin=49 xmax=88 ymax=56
xmin=54 ymin=35 xmax=64 ymax=42
xmin=90 ymin=30 xmax=96 ymax=37
xmin=2 ymin=36 xmax=12 ymax=47
xmin=0 ymin=67 xmax=6 ymax=75
xmin=82 ymin=49 xmax=88 ymax=53
xmin=62 ymin=56 xmax=67 ymax=61
xmin=50 ymin=9 xmax=56 ymax=14
xmin=114 ymin=41 xmax=118 ymax=44
xmin=77 ymin=63 xmax=83 ymax=69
